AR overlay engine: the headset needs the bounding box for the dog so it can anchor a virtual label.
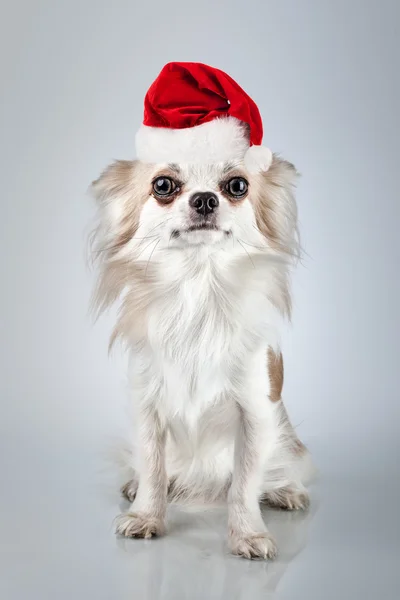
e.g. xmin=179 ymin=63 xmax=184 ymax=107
xmin=90 ymin=144 xmax=313 ymax=560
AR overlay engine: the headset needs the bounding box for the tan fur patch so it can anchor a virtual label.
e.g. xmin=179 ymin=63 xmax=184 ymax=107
xmin=291 ymin=437 xmax=307 ymax=456
xmin=267 ymin=347 xmax=284 ymax=402
xmin=91 ymin=160 xmax=153 ymax=255
xmin=248 ymin=155 xmax=299 ymax=319
xmin=277 ymin=399 xmax=307 ymax=456
xmin=108 ymin=261 xmax=157 ymax=349
xmin=249 ymin=154 xmax=299 ymax=255
xmin=90 ymin=160 xmax=157 ymax=343
xmin=92 ymin=159 xmax=135 ymax=197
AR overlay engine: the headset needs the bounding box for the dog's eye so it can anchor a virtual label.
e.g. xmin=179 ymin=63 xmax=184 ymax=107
xmin=153 ymin=177 xmax=177 ymax=199
xmin=224 ymin=177 xmax=248 ymax=199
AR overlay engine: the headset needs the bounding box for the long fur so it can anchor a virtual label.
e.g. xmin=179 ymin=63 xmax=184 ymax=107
xmin=90 ymin=154 xmax=313 ymax=558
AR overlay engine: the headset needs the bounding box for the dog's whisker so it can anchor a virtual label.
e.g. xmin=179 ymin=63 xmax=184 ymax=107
xmin=145 ymin=239 xmax=161 ymax=278
xmin=93 ymin=218 xmax=173 ymax=257
xmin=133 ymin=219 xmax=172 ymax=246
xmin=133 ymin=217 xmax=170 ymax=237
xmin=168 ymin=230 xmax=176 ymax=247
xmin=237 ymin=238 xmax=266 ymax=251
xmin=140 ymin=218 xmax=172 ymax=237
xmin=134 ymin=237 xmax=162 ymax=260
xmin=237 ymin=239 xmax=256 ymax=269
xmin=94 ymin=235 xmax=159 ymax=255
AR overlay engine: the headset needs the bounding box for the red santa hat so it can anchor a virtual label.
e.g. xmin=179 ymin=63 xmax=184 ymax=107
xmin=135 ymin=62 xmax=272 ymax=173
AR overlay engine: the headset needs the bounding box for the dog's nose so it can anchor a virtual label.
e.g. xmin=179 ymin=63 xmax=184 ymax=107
xmin=189 ymin=192 xmax=219 ymax=216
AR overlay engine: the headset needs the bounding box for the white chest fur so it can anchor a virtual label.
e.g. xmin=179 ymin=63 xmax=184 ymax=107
xmin=138 ymin=250 xmax=282 ymax=426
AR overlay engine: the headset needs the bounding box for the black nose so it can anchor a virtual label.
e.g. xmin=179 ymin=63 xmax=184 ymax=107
xmin=189 ymin=192 xmax=219 ymax=216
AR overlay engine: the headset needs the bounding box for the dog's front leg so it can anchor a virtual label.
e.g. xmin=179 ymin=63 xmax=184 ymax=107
xmin=228 ymin=367 xmax=278 ymax=560
xmin=115 ymin=404 xmax=167 ymax=539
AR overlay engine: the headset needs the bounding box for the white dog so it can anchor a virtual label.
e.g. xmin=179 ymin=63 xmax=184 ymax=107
xmin=90 ymin=63 xmax=313 ymax=560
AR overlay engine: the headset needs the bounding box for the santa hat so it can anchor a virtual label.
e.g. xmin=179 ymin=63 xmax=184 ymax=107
xmin=135 ymin=62 xmax=272 ymax=173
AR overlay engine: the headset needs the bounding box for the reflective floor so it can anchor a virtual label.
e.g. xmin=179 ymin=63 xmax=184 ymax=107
xmin=1 ymin=434 xmax=399 ymax=600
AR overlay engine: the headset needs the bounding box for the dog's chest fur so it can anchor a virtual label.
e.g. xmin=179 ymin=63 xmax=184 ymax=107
xmin=140 ymin=252 xmax=281 ymax=425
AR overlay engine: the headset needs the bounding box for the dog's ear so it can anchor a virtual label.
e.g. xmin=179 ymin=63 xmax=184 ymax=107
xmin=91 ymin=159 xmax=136 ymax=231
xmin=252 ymin=155 xmax=299 ymax=256
xmin=89 ymin=160 xmax=145 ymax=319
xmin=92 ymin=160 xmax=135 ymax=199
xmin=90 ymin=159 xmax=150 ymax=253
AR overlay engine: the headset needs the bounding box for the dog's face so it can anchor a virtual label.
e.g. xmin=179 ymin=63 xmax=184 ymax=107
xmin=141 ymin=162 xmax=258 ymax=249
xmin=92 ymin=156 xmax=298 ymax=262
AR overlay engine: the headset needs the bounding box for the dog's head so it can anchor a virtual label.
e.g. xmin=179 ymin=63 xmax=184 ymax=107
xmin=91 ymin=155 xmax=299 ymax=263
xmin=90 ymin=63 xmax=301 ymax=343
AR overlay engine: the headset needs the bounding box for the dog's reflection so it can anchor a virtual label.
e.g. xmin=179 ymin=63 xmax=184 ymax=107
xmin=116 ymin=493 xmax=318 ymax=600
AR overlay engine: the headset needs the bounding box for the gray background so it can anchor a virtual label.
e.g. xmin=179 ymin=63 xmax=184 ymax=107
xmin=1 ymin=1 xmax=399 ymax=598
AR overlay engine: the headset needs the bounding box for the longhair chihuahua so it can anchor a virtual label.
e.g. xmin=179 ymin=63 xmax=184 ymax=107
xmin=90 ymin=63 xmax=313 ymax=560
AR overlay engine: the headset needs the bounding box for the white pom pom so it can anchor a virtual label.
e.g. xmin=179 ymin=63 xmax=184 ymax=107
xmin=244 ymin=145 xmax=273 ymax=173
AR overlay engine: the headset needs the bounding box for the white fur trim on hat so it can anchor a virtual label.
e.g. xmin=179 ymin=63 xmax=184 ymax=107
xmin=135 ymin=117 xmax=249 ymax=165
xmin=244 ymin=145 xmax=273 ymax=173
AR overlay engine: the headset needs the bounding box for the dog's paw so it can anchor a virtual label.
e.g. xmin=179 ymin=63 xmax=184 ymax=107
xmin=120 ymin=479 xmax=139 ymax=502
xmin=229 ymin=531 xmax=278 ymax=560
xmin=114 ymin=512 xmax=165 ymax=539
xmin=261 ymin=486 xmax=310 ymax=511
